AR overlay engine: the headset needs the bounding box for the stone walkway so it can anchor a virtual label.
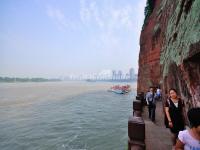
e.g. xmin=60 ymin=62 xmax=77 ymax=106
xmin=142 ymin=101 xmax=173 ymax=150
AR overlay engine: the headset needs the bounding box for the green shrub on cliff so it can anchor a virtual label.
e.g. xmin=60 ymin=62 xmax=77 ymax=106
xmin=142 ymin=0 xmax=155 ymax=29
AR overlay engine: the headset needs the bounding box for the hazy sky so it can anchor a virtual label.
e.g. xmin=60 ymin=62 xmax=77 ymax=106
xmin=0 ymin=0 xmax=146 ymax=78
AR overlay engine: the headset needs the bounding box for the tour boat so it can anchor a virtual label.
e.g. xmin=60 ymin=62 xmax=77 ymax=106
xmin=108 ymin=85 xmax=131 ymax=94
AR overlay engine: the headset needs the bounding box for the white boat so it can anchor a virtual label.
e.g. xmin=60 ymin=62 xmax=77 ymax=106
xmin=108 ymin=85 xmax=131 ymax=94
xmin=113 ymin=89 xmax=125 ymax=94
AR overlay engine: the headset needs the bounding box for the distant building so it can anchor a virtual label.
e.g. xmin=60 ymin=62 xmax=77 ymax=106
xmin=129 ymin=68 xmax=135 ymax=80
xmin=118 ymin=70 xmax=123 ymax=80
xmin=112 ymin=70 xmax=116 ymax=80
xmin=125 ymin=73 xmax=130 ymax=80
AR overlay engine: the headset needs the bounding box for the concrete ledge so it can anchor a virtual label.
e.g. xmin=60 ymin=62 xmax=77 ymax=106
xmin=136 ymin=96 xmax=143 ymax=101
xmin=128 ymin=116 xmax=145 ymax=141
xmin=137 ymin=94 xmax=146 ymax=106
xmin=133 ymin=110 xmax=142 ymax=117
xmin=133 ymin=100 xmax=142 ymax=111
xmin=128 ymin=138 xmax=145 ymax=150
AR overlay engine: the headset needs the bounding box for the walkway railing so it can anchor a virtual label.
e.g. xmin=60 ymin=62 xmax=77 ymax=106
xmin=128 ymin=92 xmax=146 ymax=150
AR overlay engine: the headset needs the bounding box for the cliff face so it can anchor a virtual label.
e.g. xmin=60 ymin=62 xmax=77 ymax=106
xmin=137 ymin=0 xmax=200 ymax=107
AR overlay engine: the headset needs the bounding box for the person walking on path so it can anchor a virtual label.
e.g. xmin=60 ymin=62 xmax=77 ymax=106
xmin=156 ymin=86 xmax=162 ymax=101
xmin=164 ymin=88 xmax=187 ymax=148
xmin=175 ymin=107 xmax=200 ymax=150
xmin=146 ymin=87 xmax=157 ymax=122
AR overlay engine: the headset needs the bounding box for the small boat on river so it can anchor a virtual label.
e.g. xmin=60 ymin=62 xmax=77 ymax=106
xmin=108 ymin=85 xmax=131 ymax=94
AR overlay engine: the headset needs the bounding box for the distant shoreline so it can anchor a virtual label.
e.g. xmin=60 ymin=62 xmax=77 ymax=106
xmin=85 ymin=79 xmax=137 ymax=83
xmin=0 ymin=76 xmax=137 ymax=83
xmin=0 ymin=77 xmax=61 ymax=83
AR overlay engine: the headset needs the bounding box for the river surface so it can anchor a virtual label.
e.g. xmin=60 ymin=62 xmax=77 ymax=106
xmin=0 ymin=81 xmax=136 ymax=150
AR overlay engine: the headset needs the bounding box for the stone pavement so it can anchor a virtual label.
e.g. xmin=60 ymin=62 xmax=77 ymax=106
xmin=142 ymin=101 xmax=173 ymax=150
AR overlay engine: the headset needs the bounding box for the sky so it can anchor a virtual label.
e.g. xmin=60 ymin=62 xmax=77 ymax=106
xmin=0 ymin=0 xmax=146 ymax=78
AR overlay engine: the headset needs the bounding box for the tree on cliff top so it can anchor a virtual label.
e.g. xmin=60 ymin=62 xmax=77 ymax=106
xmin=143 ymin=0 xmax=155 ymax=29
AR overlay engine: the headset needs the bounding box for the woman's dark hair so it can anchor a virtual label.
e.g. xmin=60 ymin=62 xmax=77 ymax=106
xmin=169 ymin=88 xmax=178 ymax=94
xmin=187 ymin=107 xmax=200 ymax=128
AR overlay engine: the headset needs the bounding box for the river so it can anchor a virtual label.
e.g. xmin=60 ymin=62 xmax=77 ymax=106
xmin=0 ymin=81 xmax=136 ymax=150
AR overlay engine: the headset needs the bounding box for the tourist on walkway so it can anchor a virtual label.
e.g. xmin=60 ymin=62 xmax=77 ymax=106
xmin=175 ymin=107 xmax=200 ymax=150
xmin=146 ymin=87 xmax=157 ymax=122
xmin=164 ymin=88 xmax=186 ymax=147
xmin=156 ymin=86 xmax=162 ymax=101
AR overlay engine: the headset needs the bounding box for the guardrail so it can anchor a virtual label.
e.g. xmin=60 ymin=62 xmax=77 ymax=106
xmin=128 ymin=92 xmax=146 ymax=150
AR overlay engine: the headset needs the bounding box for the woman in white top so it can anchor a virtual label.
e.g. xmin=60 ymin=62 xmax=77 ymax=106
xmin=175 ymin=108 xmax=200 ymax=150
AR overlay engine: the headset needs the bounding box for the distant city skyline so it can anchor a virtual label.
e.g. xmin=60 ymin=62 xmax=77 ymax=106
xmin=0 ymin=67 xmax=137 ymax=82
xmin=62 ymin=68 xmax=136 ymax=81
xmin=0 ymin=0 xmax=146 ymax=78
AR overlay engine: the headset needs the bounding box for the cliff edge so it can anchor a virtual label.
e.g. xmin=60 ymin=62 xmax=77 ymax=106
xmin=137 ymin=0 xmax=200 ymax=108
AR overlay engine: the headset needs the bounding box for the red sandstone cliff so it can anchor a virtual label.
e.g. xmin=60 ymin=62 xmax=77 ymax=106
xmin=137 ymin=0 xmax=200 ymax=108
